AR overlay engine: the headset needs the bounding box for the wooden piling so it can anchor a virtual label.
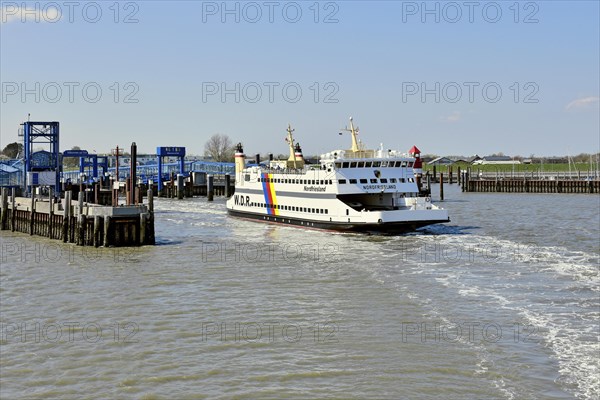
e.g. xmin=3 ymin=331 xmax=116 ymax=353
xmin=139 ymin=213 xmax=146 ymax=245
xmin=77 ymin=214 xmax=86 ymax=246
xmin=63 ymin=191 xmax=71 ymax=242
xmin=225 ymin=174 xmax=231 ymax=198
xmin=29 ymin=196 xmax=35 ymax=235
xmin=11 ymin=188 xmax=16 ymax=231
xmin=440 ymin=172 xmax=444 ymax=201
xmin=0 ymin=188 xmax=8 ymax=230
xmin=207 ymin=175 xmax=214 ymax=201
xmin=94 ymin=215 xmax=101 ymax=247
xmin=177 ymin=174 xmax=184 ymax=200
xmin=49 ymin=188 xmax=54 ymax=239
xmin=103 ymin=216 xmax=111 ymax=247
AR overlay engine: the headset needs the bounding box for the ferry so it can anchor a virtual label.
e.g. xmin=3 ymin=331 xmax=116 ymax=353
xmin=226 ymin=118 xmax=449 ymax=233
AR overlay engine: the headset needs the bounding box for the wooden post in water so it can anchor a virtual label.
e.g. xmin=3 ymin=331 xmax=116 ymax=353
xmin=139 ymin=213 xmax=146 ymax=246
xmin=207 ymin=175 xmax=214 ymax=201
xmin=426 ymin=172 xmax=431 ymax=195
xmin=225 ymin=174 xmax=231 ymax=198
xmin=103 ymin=216 xmax=111 ymax=247
xmin=130 ymin=142 xmax=137 ymax=206
xmin=0 ymin=188 xmax=8 ymax=230
xmin=457 ymin=167 xmax=461 ymax=187
xmin=29 ymin=195 xmax=35 ymax=235
xmin=147 ymin=188 xmax=155 ymax=245
xmin=177 ymin=174 xmax=184 ymax=200
xmin=63 ymin=191 xmax=72 ymax=242
xmin=440 ymin=172 xmax=444 ymax=201
xmin=48 ymin=187 xmax=54 ymax=239
xmin=125 ymin=177 xmax=131 ymax=206
xmin=11 ymin=188 xmax=16 ymax=231
xmin=94 ymin=215 xmax=101 ymax=247
xmin=449 ymin=167 xmax=453 ymax=184
xmin=77 ymin=214 xmax=86 ymax=246
xmin=433 ymin=165 xmax=437 ymax=182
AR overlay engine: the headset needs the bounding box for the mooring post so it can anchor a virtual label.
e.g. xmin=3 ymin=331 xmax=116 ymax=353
xmin=0 ymin=188 xmax=8 ymax=230
xmin=207 ymin=174 xmax=214 ymax=201
xmin=139 ymin=213 xmax=146 ymax=246
xmin=103 ymin=216 xmax=111 ymax=247
xmin=457 ymin=167 xmax=461 ymax=187
xmin=147 ymin=188 xmax=155 ymax=245
xmin=125 ymin=177 xmax=131 ymax=206
xmin=63 ymin=190 xmax=72 ymax=242
xmin=449 ymin=167 xmax=453 ymax=184
xmin=130 ymin=142 xmax=137 ymax=206
xmin=77 ymin=214 xmax=86 ymax=246
xmin=225 ymin=174 xmax=231 ymax=198
xmin=94 ymin=215 xmax=101 ymax=248
xmin=94 ymin=182 xmax=99 ymax=205
xmin=426 ymin=172 xmax=431 ymax=195
xmin=10 ymin=188 xmax=16 ymax=232
xmin=49 ymin=187 xmax=54 ymax=239
xmin=29 ymin=195 xmax=35 ymax=235
xmin=440 ymin=172 xmax=444 ymax=201
xmin=177 ymin=174 xmax=184 ymax=200
xmin=78 ymin=191 xmax=84 ymax=215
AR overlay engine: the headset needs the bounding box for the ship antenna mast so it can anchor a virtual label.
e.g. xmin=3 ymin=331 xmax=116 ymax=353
xmin=286 ymin=123 xmax=297 ymax=169
xmin=342 ymin=116 xmax=360 ymax=152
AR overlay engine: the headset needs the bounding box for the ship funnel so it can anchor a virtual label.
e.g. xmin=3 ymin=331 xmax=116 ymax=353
xmin=235 ymin=143 xmax=245 ymax=175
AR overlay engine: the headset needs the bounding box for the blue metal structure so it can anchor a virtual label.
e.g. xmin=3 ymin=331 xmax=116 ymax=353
xmin=61 ymin=160 xmax=235 ymax=185
xmin=22 ymin=121 xmax=60 ymax=195
xmin=156 ymin=147 xmax=186 ymax=193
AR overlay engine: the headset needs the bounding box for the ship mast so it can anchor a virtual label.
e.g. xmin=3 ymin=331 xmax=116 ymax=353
xmin=286 ymin=124 xmax=297 ymax=169
xmin=342 ymin=117 xmax=360 ymax=153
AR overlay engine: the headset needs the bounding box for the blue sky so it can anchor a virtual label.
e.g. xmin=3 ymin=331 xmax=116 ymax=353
xmin=1 ymin=1 xmax=598 ymax=157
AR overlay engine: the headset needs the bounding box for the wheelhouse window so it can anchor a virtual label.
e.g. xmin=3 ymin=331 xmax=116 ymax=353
xmin=380 ymin=178 xmax=388 ymax=183
xmin=401 ymin=161 xmax=407 ymax=167
xmin=407 ymin=162 xmax=414 ymax=167
xmin=350 ymin=162 xmax=357 ymax=168
xmin=349 ymin=179 xmax=357 ymax=184
xmin=360 ymin=179 xmax=368 ymax=184
xmin=370 ymin=179 xmax=377 ymax=183
xmin=339 ymin=179 xmax=347 ymax=184
xmin=372 ymin=161 xmax=381 ymax=167
xmin=365 ymin=161 xmax=372 ymax=167
xmin=342 ymin=162 xmax=350 ymax=168
xmin=357 ymin=161 xmax=365 ymax=168
xmin=390 ymin=178 xmax=397 ymax=183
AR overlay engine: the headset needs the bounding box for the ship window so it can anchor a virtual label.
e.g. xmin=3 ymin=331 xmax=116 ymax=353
xmin=372 ymin=161 xmax=381 ymax=167
xmin=380 ymin=178 xmax=388 ymax=183
xmin=381 ymin=161 xmax=388 ymax=167
xmin=258 ymin=177 xmax=261 ymax=182
xmin=349 ymin=179 xmax=357 ymax=184
xmin=304 ymin=208 xmax=307 ymax=212
xmin=342 ymin=162 xmax=349 ymax=168
xmin=365 ymin=161 xmax=372 ymax=167
xmin=329 ymin=180 xmax=333 ymax=185
xmin=320 ymin=180 xmax=323 ymax=185
xmin=311 ymin=208 xmax=315 ymax=213
xmin=325 ymin=209 xmax=328 ymax=214
xmin=350 ymin=162 xmax=357 ymax=168
xmin=401 ymin=161 xmax=407 ymax=167
xmin=400 ymin=178 xmax=406 ymax=183
xmin=359 ymin=179 xmax=367 ymax=184
xmin=357 ymin=162 xmax=365 ymax=168
xmin=335 ymin=162 xmax=342 ymax=169
xmin=245 ymin=174 xmax=250 ymax=181
xmin=390 ymin=178 xmax=397 ymax=183
xmin=409 ymin=178 xmax=415 ymax=182
xmin=370 ymin=179 xmax=377 ymax=183
xmin=312 ymin=180 xmax=315 ymax=184
xmin=408 ymin=162 xmax=414 ymax=167
xmin=339 ymin=179 xmax=347 ymax=184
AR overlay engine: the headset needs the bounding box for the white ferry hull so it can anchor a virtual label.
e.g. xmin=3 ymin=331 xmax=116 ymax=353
xmin=227 ymin=207 xmax=449 ymax=233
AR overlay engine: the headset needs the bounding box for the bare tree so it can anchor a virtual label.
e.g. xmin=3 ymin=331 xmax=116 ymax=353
xmin=204 ymin=134 xmax=235 ymax=162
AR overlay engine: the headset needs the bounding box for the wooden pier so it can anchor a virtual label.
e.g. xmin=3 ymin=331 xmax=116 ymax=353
xmin=0 ymin=188 xmax=155 ymax=247
xmin=464 ymin=178 xmax=598 ymax=193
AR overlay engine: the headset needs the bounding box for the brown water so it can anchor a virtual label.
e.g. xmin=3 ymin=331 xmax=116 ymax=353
xmin=1 ymin=185 xmax=598 ymax=399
